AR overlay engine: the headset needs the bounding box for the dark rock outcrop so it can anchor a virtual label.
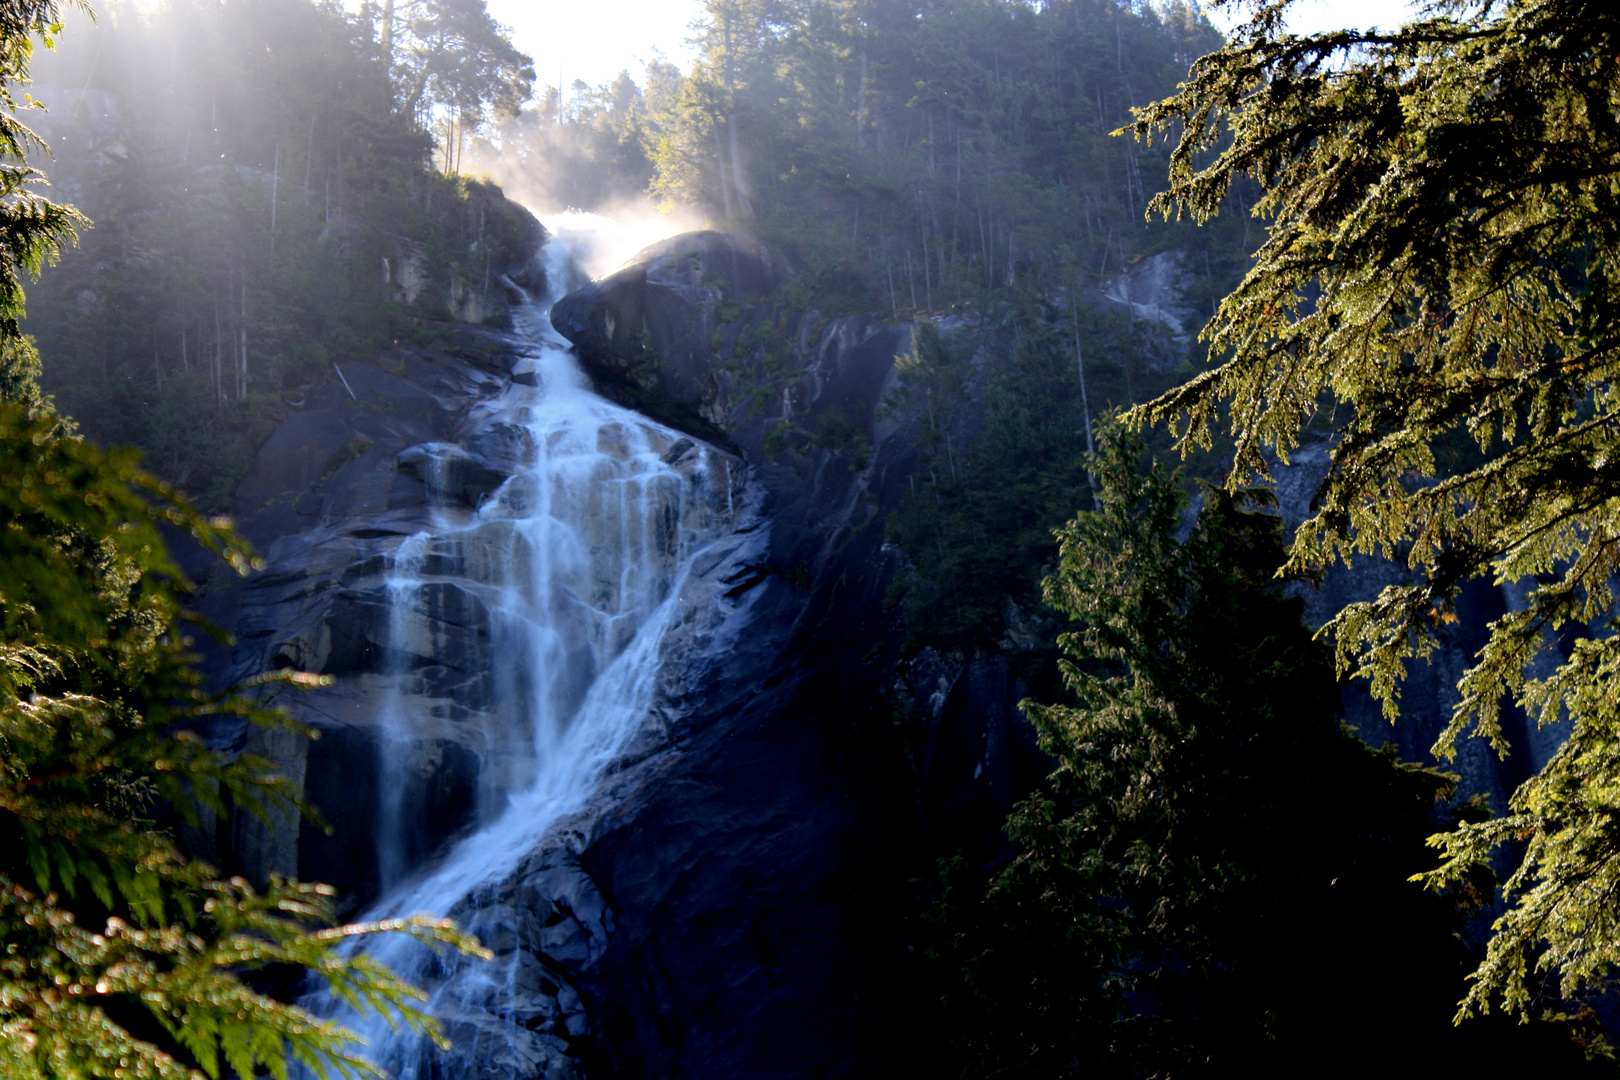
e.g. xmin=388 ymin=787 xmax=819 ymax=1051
xmin=197 ymin=228 xmax=1030 ymax=1080
xmin=551 ymin=232 xmax=919 ymax=580
xmin=382 ymin=181 xmax=548 ymax=323
xmin=534 ymin=235 xmax=1046 ymax=1078
xmin=550 ymin=231 xmax=795 ymax=445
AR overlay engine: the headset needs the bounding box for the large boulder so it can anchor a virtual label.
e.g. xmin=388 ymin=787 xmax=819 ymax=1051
xmin=551 ymin=231 xmax=794 ymax=443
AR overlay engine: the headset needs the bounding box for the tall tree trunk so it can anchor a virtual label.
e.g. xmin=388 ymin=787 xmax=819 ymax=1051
xmin=303 ymin=112 xmax=315 ymax=198
xmin=978 ymin=202 xmax=989 ymax=285
xmin=953 ymin=127 xmax=962 ymax=268
xmin=239 ymin=278 xmax=248 ymax=401
xmin=212 ymin=300 xmax=222 ymax=408
xmin=919 ymin=193 xmax=933 ymax=309
xmin=727 ymin=114 xmax=752 ymax=217
xmin=856 ymin=49 xmax=868 ymax=149
xmin=270 ymin=140 xmax=279 ymax=252
xmin=720 ymin=8 xmax=752 ymax=217
xmin=1072 ymin=294 xmax=1095 ymax=505
xmin=927 ymin=107 xmax=936 ymax=175
xmin=712 ymin=121 xmax=734 ymax=217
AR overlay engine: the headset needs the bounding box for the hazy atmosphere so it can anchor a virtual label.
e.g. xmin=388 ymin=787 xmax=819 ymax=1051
xmin=5 ymin=1 xmax=1620 ymax=1078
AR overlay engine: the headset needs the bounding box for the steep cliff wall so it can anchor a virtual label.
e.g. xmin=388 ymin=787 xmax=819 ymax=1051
xmin=195 ymin=228 xmax=1560 ymax=1080
xmin=196 ymin=322 xmax=542 ymax=897
xmin=189 ymin=224 xmax=1041 ymax=1079
xmin=527 ymin=230 xmax=1045 ymax=1078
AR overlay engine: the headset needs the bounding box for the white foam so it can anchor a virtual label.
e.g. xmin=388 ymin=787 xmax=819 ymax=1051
xmin=301 ymin=214 xmax=740 ymax=1079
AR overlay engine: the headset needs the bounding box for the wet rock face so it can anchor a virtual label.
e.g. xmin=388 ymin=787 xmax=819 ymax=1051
xmin=439 ymin=848 xmax=602 ymax=1080
xmin=550 ymin=231 xmax=796 ymax=443
xmin=226 ymin=328 xmax=523 ymax=552
xmin=1102 ymin=250 xmax=1199 ymax=344
xmin=536 ymin=236 xmax=1048 ymax=1078
xmin=201 ymin=225 xmax=1568 ymax=1080
xmin=552 ymin=232 xmax=919 ymax=584
xmin=195 ymin=323 xmax=538 ymax=904
xmin=199 ymin=225 xmax=1050 ymax=1080
xmin=395 ymin=442 xmax=516 ymax=510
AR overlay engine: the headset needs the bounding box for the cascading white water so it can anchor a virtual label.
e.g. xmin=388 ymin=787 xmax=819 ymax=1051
xmin=302 ymin=215 xmax=748 ymax=1079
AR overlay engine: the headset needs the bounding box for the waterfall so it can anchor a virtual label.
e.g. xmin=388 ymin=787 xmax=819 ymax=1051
xmin=301 ymin=215 xmax=753 ymax=1080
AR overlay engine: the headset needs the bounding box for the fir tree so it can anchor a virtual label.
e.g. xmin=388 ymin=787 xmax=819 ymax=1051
xmin=933 ymin=425 xmax=1613 ymax=1076
xmin=1132 ymin=0 xmax=1620 ymax=1016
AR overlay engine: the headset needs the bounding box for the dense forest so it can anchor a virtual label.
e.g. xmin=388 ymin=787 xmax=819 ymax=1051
xmin=9 ymin=0 xmax=1620 ymax=1076
xmin=479 ymin=0 xmax=1233 ymax=311
xmin=26 ymin=0 xmax=535 ymax=507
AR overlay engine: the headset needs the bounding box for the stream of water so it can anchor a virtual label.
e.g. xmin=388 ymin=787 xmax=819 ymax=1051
xmin=301 ymin=216 xmax=743 ymax=1079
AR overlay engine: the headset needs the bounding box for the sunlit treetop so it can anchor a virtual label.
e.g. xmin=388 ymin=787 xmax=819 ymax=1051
xmin=0 ymin=0 xmax=87 ymax=338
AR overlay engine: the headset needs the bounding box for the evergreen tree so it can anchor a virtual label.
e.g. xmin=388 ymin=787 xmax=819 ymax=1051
xmin=1132 ymin=0 xmax=1620 ymax=1016
xmin=383 ymin=0 xmax=533 ymax=138
xmin=647 ymin=0 xmax=1237 ymax=312
xmin=24 ymin=0 xmax=536 ymax=509
xmin=933 ymin=425 xmax=1613 ymax=1076
xmin=0 ymin=5 xmax=483 ymax=1077
xmin=885 ymin=306 xmax=1142 ymax=643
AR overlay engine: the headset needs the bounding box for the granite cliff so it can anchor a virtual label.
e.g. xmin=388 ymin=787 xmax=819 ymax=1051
xmin=191 ymin=222 xmax=1563 ymax=1079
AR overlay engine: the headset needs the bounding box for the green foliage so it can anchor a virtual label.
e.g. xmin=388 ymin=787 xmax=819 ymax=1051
xmin=1132 ymin=0 xmax=1620 ymax=1017
xmin=886 ymin=304 xmax=1176 ymax=644
xmin=624 ymin=1 xmax=1260 ymax=646
xmin=0 ymin=401 xmax=487 ymax=1080
xmin=762 ymin=419 xmax=787 ymax=455
xmin=23 ymin=0 xmax=526 ymax=509
xmin=647 ymin=0 xmax=1234 ymax=309
xmin=0 ymin=0 xmax=86 ymax=342
xmin=0 ymin=8 xmax=486 ymax=1076
xmin=930 ymin=424 xmax=1615 ymax=1076
xmin=383 ymin=0 xmax=533 ymax=130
